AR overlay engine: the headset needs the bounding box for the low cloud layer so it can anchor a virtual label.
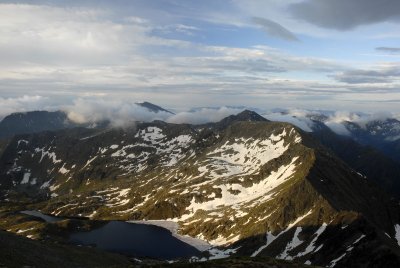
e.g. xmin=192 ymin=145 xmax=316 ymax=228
xmin=64 ymin=98 xmax=173 ymax=127
xmin=62 ymin=98 xmax=242 ymax=127
xmin=263 ymin=108 xmax=399 ymax=136
xmin=167 ymin=107 xmax=243 ymax=125
xmin=1 ymin=95 xmax=399 ymax=137
xmin=263 ymin=110 xmax=314 ymax=132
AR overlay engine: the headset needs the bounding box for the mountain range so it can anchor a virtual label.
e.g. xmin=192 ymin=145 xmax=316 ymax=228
xmin=1 ymin=104 xmax=400 ymax=267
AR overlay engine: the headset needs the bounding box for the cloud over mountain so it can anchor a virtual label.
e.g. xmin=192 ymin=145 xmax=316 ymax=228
xmin=63 ymin=97 xmax=242 ymax=127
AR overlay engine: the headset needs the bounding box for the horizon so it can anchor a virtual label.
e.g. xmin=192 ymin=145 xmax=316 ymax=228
xmin=0 ymin=1 xmax=400 ymax=115
xmin=1 ymin=101 xmax=399 ymax=138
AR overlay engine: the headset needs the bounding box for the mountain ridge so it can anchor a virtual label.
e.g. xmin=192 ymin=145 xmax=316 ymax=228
xmin=1 ymin=110 xmax=400 ymax=266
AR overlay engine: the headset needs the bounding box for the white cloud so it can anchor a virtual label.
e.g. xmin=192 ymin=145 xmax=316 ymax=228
xmin=64 ymin=98 xmax=172 ymax=127
xmin=64 ymin=98 xmax=243 ymax=126
xmin=167 ymin=107 xmax=243 ymax=125
xmin=0 ymin=95 xmax=53 ymax=119
xmin=263 ymin=112 xmax=314 ymax=132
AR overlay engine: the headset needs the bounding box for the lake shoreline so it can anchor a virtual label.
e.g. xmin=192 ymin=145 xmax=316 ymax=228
xmin=128 ymin=220 xmax=211 ymax=251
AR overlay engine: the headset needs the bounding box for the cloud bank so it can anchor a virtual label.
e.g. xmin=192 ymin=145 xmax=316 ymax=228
xmin=64 ymin=98 xmax=173 ymax=127
xmin=61 ymin=97 xmax=243 ymax=127
xmin=1 ymin=95 xmax=399 ymax=138
xmin=263 ymin=110 xmax=314 ymax=132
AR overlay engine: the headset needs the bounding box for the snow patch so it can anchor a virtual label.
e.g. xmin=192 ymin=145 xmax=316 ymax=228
xmin=208 ymin=247 xmax=239 ymax=260
xmin=296 ymin=223 xmax=327 ymax=257
xmin=40 ymin=180 xmax=51 ymax=189
xmin=17 ymin=227 xmax=35 ymax=233
xmin=184 ymin=156 xmax=299 ymax=216
xmin=204 ymin=130 xmax=290 ymax=179
xmin=135 ymin=127 xmax=166 ymax=143
xmin=128 ymin=220 xmax=211 ymax=251
xmin=110 ymin=144 xmax=119 ymax=149
xmin=251 ymin=231 xmax=280 ymax=257
xmin=59 ymin=164 xmax=69 ymax=174
xmin=30 ymin=178 xmax=37 ymax=185
xmin=394 ymin=224 xmax=400 ymax=246
xmin=328 ymin=252 xmax=347 ymax=267
xmin=277 ymin=227 xmax=303 ymax=260
xmin=17 ymin=140 xmax=29 ymax=147
xmin=251 ymin=208 xmax=313 ymax=257
xmin=82 ymin=156 xmax=97 ymax=168
xmin=34 ymin=147 xmax=61 ymax=164
xmin=353 ymin=234 xmax=366 ymax=245
xmin=21 ymin=172 xmax=31 ymax=184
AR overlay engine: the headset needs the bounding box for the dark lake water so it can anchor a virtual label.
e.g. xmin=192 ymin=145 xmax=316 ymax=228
xmin=20 ymin=210 xmax=200 ymax=259
xmin=70 ymin=221 xmax=200 ymax=259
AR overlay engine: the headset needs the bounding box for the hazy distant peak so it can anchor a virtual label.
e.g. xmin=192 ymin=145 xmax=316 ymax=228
xmin=135 ymin=101 xmax=174 ymax=115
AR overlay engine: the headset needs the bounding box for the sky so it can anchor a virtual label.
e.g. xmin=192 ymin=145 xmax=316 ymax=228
xmin=0 ymin=0 xmax=400 ymax=117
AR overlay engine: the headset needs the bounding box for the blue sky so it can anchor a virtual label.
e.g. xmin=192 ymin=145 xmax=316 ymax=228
xmin=0 ymin=0 xmax=399 ymax=117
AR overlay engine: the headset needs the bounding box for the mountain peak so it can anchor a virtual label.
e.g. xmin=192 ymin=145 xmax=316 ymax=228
xmin=235 ymin=110 xmax=268 ymax=121
xmin=216 ymin=110 xmax=268 ymax=127
xmin=135 ymin=101 xmax=174 ymax=114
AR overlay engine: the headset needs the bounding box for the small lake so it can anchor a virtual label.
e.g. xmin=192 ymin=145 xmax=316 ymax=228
xmin=20 ymin=210 xmax=200 ymax=259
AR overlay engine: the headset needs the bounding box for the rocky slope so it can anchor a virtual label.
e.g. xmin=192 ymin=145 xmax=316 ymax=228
xmin=1 ymin=110 xmax=400 ymax=267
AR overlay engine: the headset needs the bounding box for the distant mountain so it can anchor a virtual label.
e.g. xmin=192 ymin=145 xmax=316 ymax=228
xmin=265 ymin=110 xmax=400 ymax=163
xmin=310 ymin=121 xmax=400 ymax=199
xmin=0 ymin=111 xmax=75 ymax=139
xmin=1 ymin=110 xmax=400 ymax=266
xmin=202 ymin=110 xmax=269 ymax=130
xmin=136 ymin=101 xmax=175 ymax=114
xmin=304 ymin=113 xmax=400 ymax=163
xmin=343 ymin=119 xmax=400 ymax=162
xmin=0 ymin=102 xmax=175 ymax=140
